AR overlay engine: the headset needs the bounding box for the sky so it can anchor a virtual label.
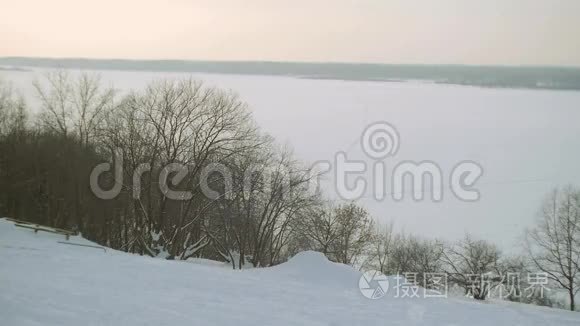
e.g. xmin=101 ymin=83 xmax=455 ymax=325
xmin=1 ymin=0 xmax=580 ymax=66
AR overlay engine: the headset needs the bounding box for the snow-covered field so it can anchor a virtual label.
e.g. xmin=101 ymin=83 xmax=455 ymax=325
xmin=1 ymin=218 xmax=579 ymax=325
xmin=3 ymin=68 xmax=580 ymax=250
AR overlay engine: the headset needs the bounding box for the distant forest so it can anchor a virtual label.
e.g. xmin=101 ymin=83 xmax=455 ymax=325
xmin=2 ymin=57 xmax=580 ymax=90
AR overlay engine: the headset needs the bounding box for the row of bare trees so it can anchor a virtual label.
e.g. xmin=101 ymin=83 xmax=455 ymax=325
xmin=358 ymin=186 xmax=579 ymax=311
xmin=291 ymin=186 xmax=578 ymax=311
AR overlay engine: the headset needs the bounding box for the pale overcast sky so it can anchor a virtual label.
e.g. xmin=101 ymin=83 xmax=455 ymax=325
xmin=1 ymin=0 xmax=579 ymax=66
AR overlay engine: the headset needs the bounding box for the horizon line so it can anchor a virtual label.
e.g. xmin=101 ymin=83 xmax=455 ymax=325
xmin=2 ymin=56 xmax=580 ymax=70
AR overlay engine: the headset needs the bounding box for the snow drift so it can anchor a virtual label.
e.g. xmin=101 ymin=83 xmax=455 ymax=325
xmin=1 ymin=218 xmax=579 ymax=325
xmin=265 ymin=251 xmax=361 ymax=289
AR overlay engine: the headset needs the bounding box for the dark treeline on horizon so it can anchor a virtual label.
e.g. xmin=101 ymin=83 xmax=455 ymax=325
xmin=2 ymin=57 xmax=580 ymax=90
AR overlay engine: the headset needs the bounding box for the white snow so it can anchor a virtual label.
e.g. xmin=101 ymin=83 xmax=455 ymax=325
xmin=1 ymin=218 xmax=579 ymax=325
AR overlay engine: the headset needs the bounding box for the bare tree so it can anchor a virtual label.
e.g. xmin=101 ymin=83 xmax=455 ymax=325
xmin=332 ymin=202 xmax=374 ymax=266
xmin=295 ymin=203 xmax=341 ymax=256
xmin=525 ymin=186 xmax=580 ymax=311
xmin=442 ymin=234 xmax=502 ymax=300
xmin=34 ymin=71 xmax=114 ymax=144
xmin=405 ymin=236 xmax=444 ymax=286
xmin=231 ymin=145 xmax=319 ymax=267
xmin=71 ymin=74 xmax=115 ymax=146
xmin=295 ymin=202 xmax=374 ymax=267
xmin=33 ymin=71 xmax=71 ymax=136
xmin=370 ymin=230 xmax=444 ymax=287
xmin=367 ymin=222 xmax=395 ymax=273
xmin=0 ymin=79 xmax=26 ymax=136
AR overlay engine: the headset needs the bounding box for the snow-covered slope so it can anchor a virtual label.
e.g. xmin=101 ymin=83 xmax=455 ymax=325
xmin=1 ymin=218 xmax=579 ymax=326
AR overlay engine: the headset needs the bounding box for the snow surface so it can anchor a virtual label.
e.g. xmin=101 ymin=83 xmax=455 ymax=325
xmin=1 ymin=218 xmax=579 ymax=325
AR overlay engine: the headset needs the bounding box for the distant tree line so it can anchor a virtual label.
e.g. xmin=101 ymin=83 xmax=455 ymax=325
xmin=0 ymin=72 xmax=578 ymax=311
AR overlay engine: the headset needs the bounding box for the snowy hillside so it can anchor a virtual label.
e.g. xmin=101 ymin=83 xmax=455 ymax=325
xmin=1 ymin=218 xmax=579 ymax=326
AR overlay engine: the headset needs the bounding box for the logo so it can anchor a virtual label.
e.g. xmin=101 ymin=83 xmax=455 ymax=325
xmin=359 ymin=270 xmax=390 ymax=299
